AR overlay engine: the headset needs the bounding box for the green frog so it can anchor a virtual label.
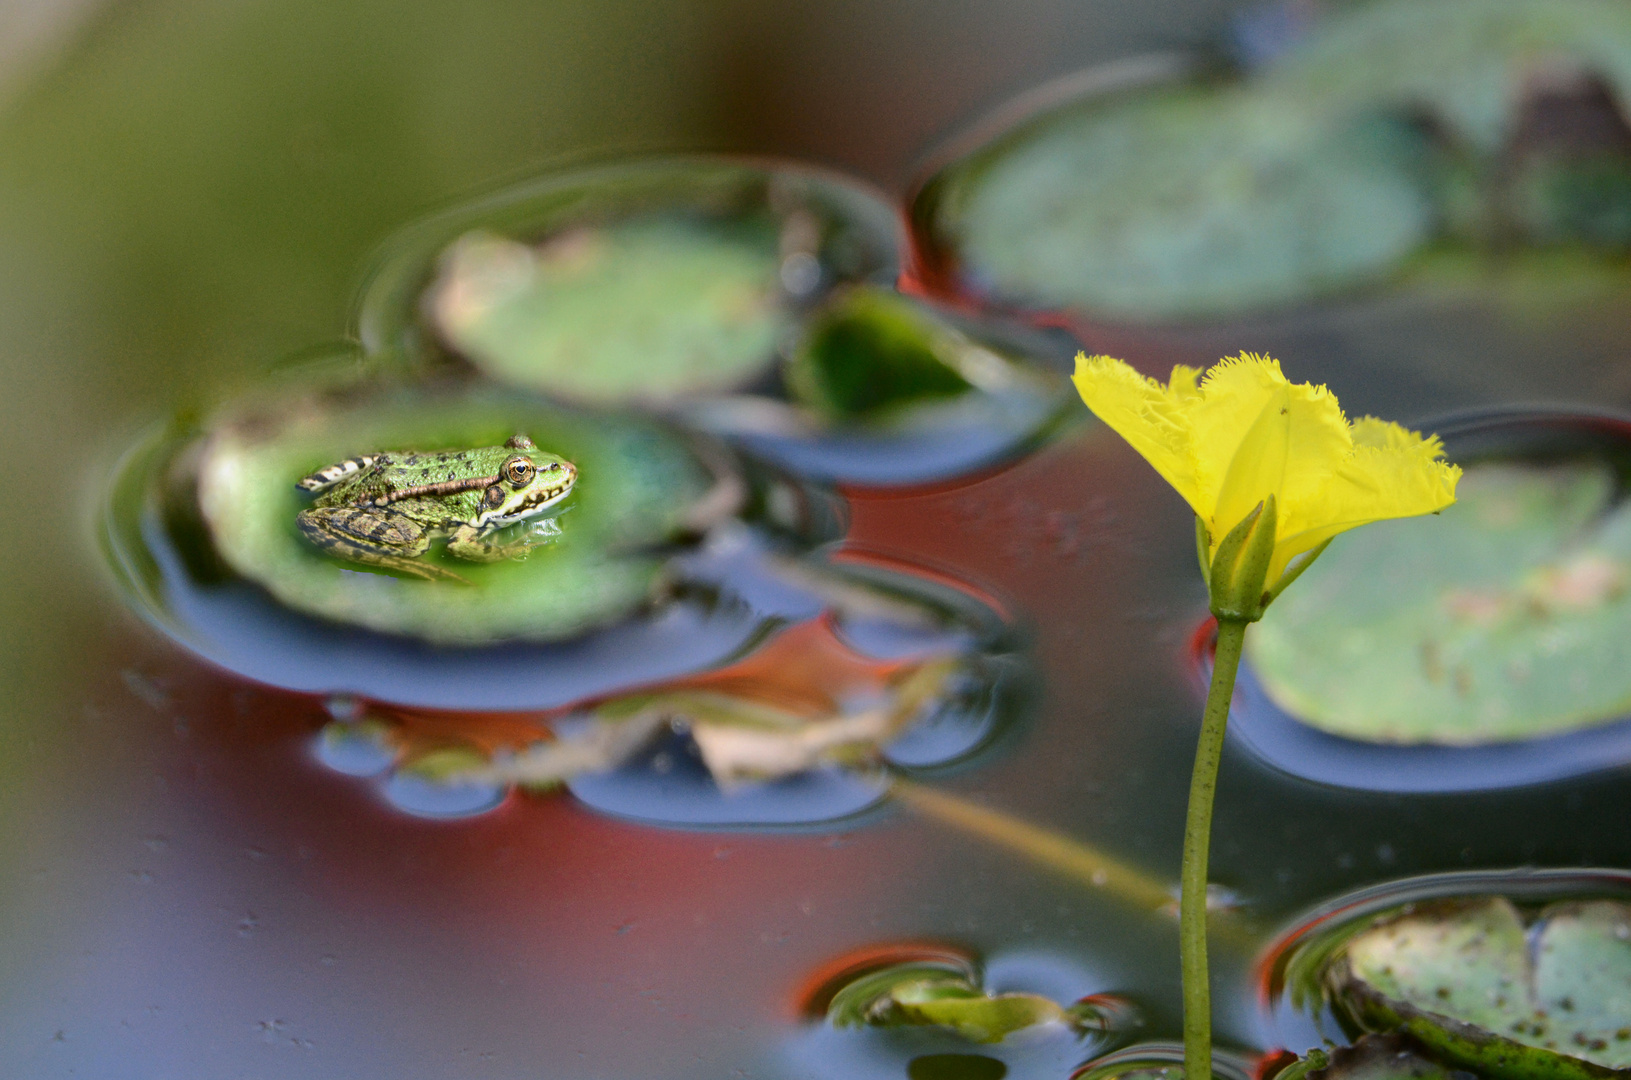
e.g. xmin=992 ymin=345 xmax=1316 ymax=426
xmin=295 ymin=434 xmax=577 ymax=581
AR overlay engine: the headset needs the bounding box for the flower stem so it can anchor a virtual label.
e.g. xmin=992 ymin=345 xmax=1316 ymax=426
xmin=1181 ymin=616 xmax=1248 ymax=1080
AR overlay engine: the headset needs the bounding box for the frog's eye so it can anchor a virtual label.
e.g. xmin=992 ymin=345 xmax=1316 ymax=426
xmin=483 ymin=484 xmax=506 ymax=509
xmin=503 ymin=457 xmax=535 ymax=487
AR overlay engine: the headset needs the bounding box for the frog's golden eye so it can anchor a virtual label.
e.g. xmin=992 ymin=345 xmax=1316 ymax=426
xmin=483 ymin=484 xmax=506 ymax=509
xmin=503 ymin=457 xmax=535 ymax=487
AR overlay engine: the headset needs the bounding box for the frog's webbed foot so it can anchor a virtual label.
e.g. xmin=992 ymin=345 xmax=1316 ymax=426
xmin=297 ymin=507 xmax=470 ymax=584
xmin=444 ymin=520 xmax=561 ymax=564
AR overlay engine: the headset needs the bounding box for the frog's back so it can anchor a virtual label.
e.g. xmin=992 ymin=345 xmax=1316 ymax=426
xmin=298 ymin=447 xmax=513 ymax=507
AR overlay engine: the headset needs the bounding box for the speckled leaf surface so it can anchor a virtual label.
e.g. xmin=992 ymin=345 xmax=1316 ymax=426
xmin=1249 ymin=463 xmax=1631 ymax=744
xmin=1327 ymin=897 xmax=1631 ymax=1079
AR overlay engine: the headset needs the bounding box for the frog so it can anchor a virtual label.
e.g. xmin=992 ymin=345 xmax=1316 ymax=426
xmin=294 ymin=433 xmax=577 ymax=581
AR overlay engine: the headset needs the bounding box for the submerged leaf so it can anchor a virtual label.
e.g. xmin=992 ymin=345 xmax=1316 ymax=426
xmin=1325 ymin=896 xmax=1631 ymax=1078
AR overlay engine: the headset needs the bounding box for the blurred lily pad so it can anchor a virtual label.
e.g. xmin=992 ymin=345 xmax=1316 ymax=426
xmin=828 ymin=958 xmax=1112 ymax=1044
xmin=1249 ymin=462 xmax=1631 ymax=744
xmin=786 ymin=287 xmax=975 ymax=421
xmin=1262 ymin=0 xmax=1631 ymax=155
xmin=914 ymin=0 xmax=1631 ymax=323
xmin=1324 ymin=896 xmax=1631 ymax=1078
xmin=359 ymin=156 xmax=902 ymax=407
xmin=192 ymin=378 xmax=717 ymax=644
xmin=429 ymin=218 xmax=788 ymax=406
xmin=923 ymin=81 xmax=1436 ymax=321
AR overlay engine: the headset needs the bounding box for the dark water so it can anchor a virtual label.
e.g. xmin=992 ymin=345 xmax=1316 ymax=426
xmin=5 ymin=2 xmax=1631 ymax=1078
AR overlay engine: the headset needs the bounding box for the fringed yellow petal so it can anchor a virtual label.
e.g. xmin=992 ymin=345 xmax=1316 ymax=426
xmin=1073 ymin=351 xmax=1461 ymax=602
xmin=1072 ymin=355 xmax=1205 ymax=514
xmin=1271 ymin=439 xmax=1461 ymax=581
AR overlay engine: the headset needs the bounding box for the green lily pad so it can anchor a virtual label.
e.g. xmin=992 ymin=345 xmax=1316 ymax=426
xmin=1250 ymin=462 xmax=1631 ymax=744
xmin=827 ymin=959 xmax=1087 ymax=1044
xmin=193 ymin=378 xmax=715 ymax=644
xmin=1325 ymin=896 xmax=1631 ymax=1079
xmin=926 ymin=81 xmax=1435 ymax=321
xmin=429 ymin=217 xmax=788 ymax=406
xmin=785 ymin=287 xmax=974 ymax=421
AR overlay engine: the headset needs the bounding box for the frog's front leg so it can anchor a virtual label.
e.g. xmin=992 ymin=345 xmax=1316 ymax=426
xmin=297 ymin=506 xmax=468 ymax=583
xmin=444 ymin=520 xmax=560 ymax=563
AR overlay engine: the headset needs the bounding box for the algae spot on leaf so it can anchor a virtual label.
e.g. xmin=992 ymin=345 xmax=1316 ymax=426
xmin=1324 ymin=896 xmax=1631 ymax=1079
xmin=1250 ymin=462 xmax=1631 ymax=744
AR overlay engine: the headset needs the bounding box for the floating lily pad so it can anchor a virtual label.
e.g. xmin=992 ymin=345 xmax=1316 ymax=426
xmin=827 ymin=959 xmax=1116 ymax=1045
xmin=786 ymin=287 xmax=975 ymax=421
xmin=358 ymin=156 xmax=902 ymax=406
xmin=1249 ymin=461 xmax=1631 ymax=744
xmin=1324 ymin=896 xmax=1631 ymax=1079
xmin=921 ymin=80 xmax=1435 ymax=321
xmin=687 ymin=286 xmax=1076 ymax=485
xmin=1261 ymin=0 xmax=1631 ymax=156
xmin=191 ymin=378 xmax=716 ymax=644
xmin=429 ymin=218 xmax=788 ymax=406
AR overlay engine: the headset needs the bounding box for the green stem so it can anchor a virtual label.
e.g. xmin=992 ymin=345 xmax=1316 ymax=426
xmin=1181 ymin=617 xmax=1248 ymax=1080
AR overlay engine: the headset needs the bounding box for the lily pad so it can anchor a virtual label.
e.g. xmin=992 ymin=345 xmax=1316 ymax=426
xmin=429 ymin=218 xmax=788 ymax=406
xmin=923 ymin=80 xmax=1435 ymax=321
xmin=1261 ymin=0 xmax=1631 ymax=156
xmin=785 ymin=287 xmax=975 ymax=421
xmin=1324 ymin=896 xmax=1631 ymax=1078
xmin=827 ymin=959 xmax=1109 ymax=1045
xmin=357 ymin=156 xmax=902 ymax=406
xmin=1249 ymin=461 xmax=1631 ymax=744
xmin=192 ymin=378 xmax=716 ymax=644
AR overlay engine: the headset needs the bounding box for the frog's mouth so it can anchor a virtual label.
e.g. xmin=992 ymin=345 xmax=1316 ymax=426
xmin=486 ymin=462 xmax=578 ymax=526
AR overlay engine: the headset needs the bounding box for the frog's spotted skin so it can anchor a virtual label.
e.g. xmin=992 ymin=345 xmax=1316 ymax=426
xmin=296 ymin=433 xmax=577 ymax=581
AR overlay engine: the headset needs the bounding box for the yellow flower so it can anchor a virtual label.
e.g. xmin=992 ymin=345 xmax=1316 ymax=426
xmin=1073 ymin=352 xmax=1460 ymax=607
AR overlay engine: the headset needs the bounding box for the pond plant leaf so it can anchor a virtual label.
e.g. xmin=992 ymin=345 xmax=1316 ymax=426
xmin=785 ymin=287 xmax=975 ymax=422
xmin=430 ymin=218 xmax=788 ymax=406
xmin=1260 ymin=0 xmax=1631 ymax=156
xmin=931 ymin=84 xmax=1435 ymax=322
xmin=194 ymin=379 xmax=716 ymax=644
xmin=826 ymin=960 xmax=1077 ymax=1044
xmin=1324 ymin=896 xmax=1631 ymax=1079
xmin=1250 ymin=462 xmax=1631 ymax=744
xmin=917 ymin=0 xmax=1631 ymax=322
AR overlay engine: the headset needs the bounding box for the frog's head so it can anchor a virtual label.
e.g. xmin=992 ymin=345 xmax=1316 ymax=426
xmin=473 ymin=433 xmax=578 ymax=527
